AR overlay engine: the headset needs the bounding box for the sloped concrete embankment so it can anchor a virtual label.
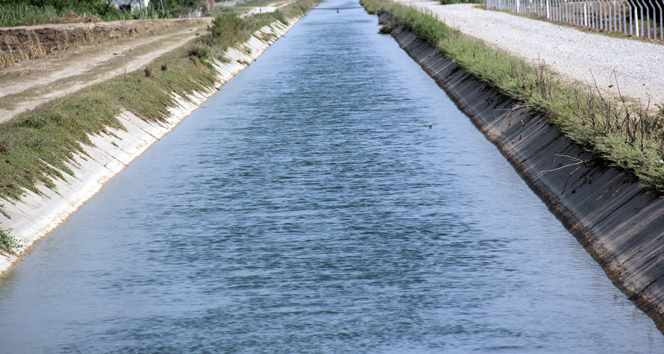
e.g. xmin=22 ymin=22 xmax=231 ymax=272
xmin=382 ymin=16 xmax=664 ymax=332
xmin=0 ymin=19 xmax=300 ymax=276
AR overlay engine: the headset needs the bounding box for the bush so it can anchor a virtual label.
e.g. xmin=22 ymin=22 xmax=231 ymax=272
xmin=188 ymin=43 xmax=212 ymax=60
xmin=0 ymin=228 xmax=20 ymax=255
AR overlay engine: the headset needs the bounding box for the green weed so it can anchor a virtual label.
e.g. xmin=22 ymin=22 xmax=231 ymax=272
xmin=0 ymin=227 xmax=20 ymax=255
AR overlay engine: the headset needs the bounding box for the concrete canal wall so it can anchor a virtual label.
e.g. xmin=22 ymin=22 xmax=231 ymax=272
xmin=0 ymin=19 xmax=300 ymax=277
xmin=381 ymin=14 xmax=664 ymax=333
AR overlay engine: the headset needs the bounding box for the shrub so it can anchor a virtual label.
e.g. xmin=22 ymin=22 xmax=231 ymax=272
xmin=0 ymin=228 xmax=20 ymax=255
xmin=188 ymin=43 xmax=211 ymax=60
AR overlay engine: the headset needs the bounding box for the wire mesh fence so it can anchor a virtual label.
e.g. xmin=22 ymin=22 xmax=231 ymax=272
xmin=486 ymin=0 xmax=664 ymax=40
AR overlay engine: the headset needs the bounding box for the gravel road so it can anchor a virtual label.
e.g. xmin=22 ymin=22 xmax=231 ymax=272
xmin=396 ymin=1 xmax=664 ymax=106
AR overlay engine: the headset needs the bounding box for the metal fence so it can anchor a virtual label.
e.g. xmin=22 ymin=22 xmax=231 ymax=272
xmin=486 ymin=0 xmax=664 ymax=40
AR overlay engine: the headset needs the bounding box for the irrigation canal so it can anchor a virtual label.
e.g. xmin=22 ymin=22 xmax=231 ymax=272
xmin=1 ymin=1 xmax=664 ymax=352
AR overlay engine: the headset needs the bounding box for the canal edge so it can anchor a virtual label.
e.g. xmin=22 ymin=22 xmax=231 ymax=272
xmin=0 ymin=18 xmax=303 ymax=278
xmin=377 ymin=13 xmax=664 ymax=334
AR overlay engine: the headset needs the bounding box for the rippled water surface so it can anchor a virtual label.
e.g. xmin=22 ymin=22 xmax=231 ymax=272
xmin=1 ymin=1 xmax=663 ymax=352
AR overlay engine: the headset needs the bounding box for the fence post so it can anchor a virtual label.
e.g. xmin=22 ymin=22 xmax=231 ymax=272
xmin=599 ymin=0 xmax=604 ymax=30
xmin=625 ymin=0 xmax=636 ymax=34
xmin=654 ymin=0 xmax=663 ymax=39
xmin=638 ymin=0 xmax=646 ymax=38
xmin=546 ymin=0 xmax=551 ymax=19
xmin=583 ymin=3 xmax=588 ymax=26
xmin=635 ymin=6 xmax=639 ymax=36
xmin=600 ymin=1 xmax=604 ymax=29
xmin=565 ymin=0 xmax=569 ymax=24
xmin=559 ymin=0 xmax=563 ymax=21
xmin=613 ymin=0 xmax=618 ymax=32
xmin=639 ymin=0 xmax=650 ymax=39
xmin=551 ymin=0 xmax=555 ymax=20
xmin=645 ymin=0 xmax=652 ymax=39
xmin=629 ymin=0 xmax=643 ymax=37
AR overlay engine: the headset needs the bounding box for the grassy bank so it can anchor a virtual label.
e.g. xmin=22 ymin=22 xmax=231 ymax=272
xmin=190 ymin=0 xmax=311 ymax=64
xmin=0 ymin=3 xmax=160 ymax=27
xmin=363 ymin=0 xmax=664 ymax=192
xmin=0 ymin=0 xmax=217 ymax=27
xmin=0 ymin=0 xmax=320 ymax=253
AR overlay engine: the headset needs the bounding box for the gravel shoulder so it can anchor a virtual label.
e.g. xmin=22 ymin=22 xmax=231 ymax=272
xmin=395 ymin=1 xmax=664 ymax=106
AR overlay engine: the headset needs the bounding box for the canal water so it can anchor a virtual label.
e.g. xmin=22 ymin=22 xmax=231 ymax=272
xmin=1 ymin=1 xmax=663 ymax=352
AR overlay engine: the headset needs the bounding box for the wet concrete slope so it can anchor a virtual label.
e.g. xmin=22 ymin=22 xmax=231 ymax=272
xmin=381 ymin=15 xmax=664 ymax=332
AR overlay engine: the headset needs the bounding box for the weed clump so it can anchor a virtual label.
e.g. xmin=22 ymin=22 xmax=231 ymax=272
xmin=0 ymin=228 xmax=20 ymax=255
xmin=188 ymin=43 xmax=212 ymax=60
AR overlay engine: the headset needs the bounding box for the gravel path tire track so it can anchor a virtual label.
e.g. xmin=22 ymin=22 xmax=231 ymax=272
xmin=396 ymin=1 xmax=664 ymax=105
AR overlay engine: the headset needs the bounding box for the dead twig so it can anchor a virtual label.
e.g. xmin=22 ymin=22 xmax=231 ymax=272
xmin=538 ymin=154 xmax=589 ymax=177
